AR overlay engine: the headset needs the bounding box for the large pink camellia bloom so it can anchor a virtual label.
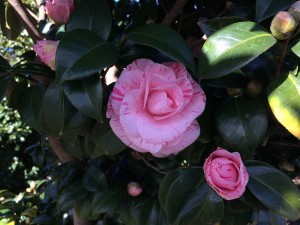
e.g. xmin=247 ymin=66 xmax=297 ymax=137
xmin=33 ymin=40 xmax=58 ymax=71
xmin=45 ymin=0 xmax=74 ymax=24
xmin=203 ymin=147 xmax=249 ymax=200
xmin=106 ymin=59 xmax=206 ymax=157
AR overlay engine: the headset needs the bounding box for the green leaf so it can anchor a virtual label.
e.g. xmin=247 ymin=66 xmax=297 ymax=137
xmin=0 ymin=55 xmax=11 ymax=72
xmin=3 ymin=2 xmax=22 ymax=40
xmin=92 ymin=187 xmax=124 ymax=214
xmin=246 ymin=160 xmax=300 ymax=220
xmin=40 ymin=84 xmax=63 ymax=136
xmin=56 ymin=29 xmax=119 ymax=84
xmin=67 ymin=0 xmax=111 ymax=40
xmin=198 ymin=22 xmax=276 ymax=79
xmin=63 ymin=75 xmax=103 ymax=122
xmin=15 ymin=84 xmax=46 ymax=131
xmin=57 ymin=179 xmax=88 ymax=212
xmin=138 ymin=198 xmax=160 ymax=225
xmin=127 ymin=24 xmax=196 ymax=74
xmin=11 ymin=62 xmax=55 ymax=79
xmin=267 ymin=73 xmax=300 ymax=140
xmin=82 ymin=164 xmax=108 ymax=192
xmin=215 ymin=97 xmax=268 ymax=159
xmin=61 ymin=93 xmax=88 ymax=133
xmin=197 ymin=17 xmax=248 ymax=37
xmin=0 ymin=75 xmax=11 ymax=102
xmin=291 ymin=41 xmax=300 ymax=58
xmin=160 ymin=168 xmax=224 ymax=225
xmin=220 ymin=211 xmax=251 ymax=225
xmin=74 ymin=195 xmax=93 ymax=219
xmin=256 ymin=0 xmax=294 ymax=23
xmin=158 ymin=170 xmax=181 ymax=210
xmin=175 ymin=184 xmax=224 ymax=225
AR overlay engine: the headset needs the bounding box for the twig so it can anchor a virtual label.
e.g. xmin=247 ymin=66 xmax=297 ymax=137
xmin=132 ymin=151 xmax=168 ymax=174
xmin=47 ymin=136 xmax=73 ymax=163
xmin=7 ymin=0 xmax=43 ymax=42
xmin=276 ymin=38 xmax=291 ymax=76
xmin=268 ymin=140 xmax=300 ymax=148
xmin=161 ymin=0 xmax=189 ymax=25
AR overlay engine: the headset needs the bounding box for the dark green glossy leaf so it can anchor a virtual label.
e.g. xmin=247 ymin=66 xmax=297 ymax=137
xmin=57 ymin=179 xmax=88 ymax=212
xmin=40 ymin=84 xmax=63 ymax=136
xmin=165 ymin=169 xmax=202 ymax=224
xmin=127 ymin=24 xmax=195 ymax=74
xmin=246 ymin=160 xmax=300 ymax=220
xmin=11 ymin=63 xmax=55 ymax=79
xmin=74 ymin=195 xmax=93 ymax=219
xmin=0 ymin=55 xmax=11 ymax=72
xmin=3 ymin=2 xmax=22 ymax=40
xmin=0 ymin=75 xmax=11 ymax=102
xmin=82 ymin=164 xmax=108 ymax=192
xmin=67 ymin=0 xmax=111 ymax=40
xmin=56 ymin=29 xmax=119 ymax=84
xmin=198 ymin=22 xmax=276 ymax=79
xmin=267 ymin=73 xmax=300 ymax=140
xmin=92 ymin=187 xmax=124 ymax=214
xmin=15 ymin=84 xmax=46 ymax=131
xmin=175 ymin=184 xmax=224 ymax=225
xmin=197 ymin=17 xmax=248 ymax=37
xmin=256 ymin=0 xmax=294 ymax=23
xmin=158 ymin=170 xmax=181 ymax=210
xmin=138 ymin=198 xmax=160 ymax=225
xmin=160 ymin=168 xmax=223 ymax=225
xmin=63 ymin=75 xmax=103 ymax=122
xmin=61 ymin=93 xmax=88 ymax=133
xmin=220 ymin=211 xmax=251 ymax=225
xmin=215 ymin=97 xmax=268 ymax=159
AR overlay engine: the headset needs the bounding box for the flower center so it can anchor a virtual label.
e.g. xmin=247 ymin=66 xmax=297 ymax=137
xmin=147 ymin=90 xmax=176 ymax=115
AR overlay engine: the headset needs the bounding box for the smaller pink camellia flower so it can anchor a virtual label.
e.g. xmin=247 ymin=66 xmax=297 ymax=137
xmin=127 ymin=182 xmax=142 ymax=197
xmin=45 ymin=0 xmax=74 ymax=24
xmin=203 ymin=147 xmax=249 ymax=200
xmin=33 ymin=40 xmax=58 ymax=71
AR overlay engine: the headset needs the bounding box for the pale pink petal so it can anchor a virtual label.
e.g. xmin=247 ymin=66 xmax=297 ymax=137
xmin=153 ymin=120 xmax=200 ymax=157
xmin=180 ymin=78 xmax=206 ymax=122
xmin=110 ymin=70 xmax=144 ymax=116
xmin=126 ymin=58 xmax=154 ymax=71
xmin=145 ymin=62 xmax=176 ymax=81
xmin=163 ymin=62 xmax=188 ymax=80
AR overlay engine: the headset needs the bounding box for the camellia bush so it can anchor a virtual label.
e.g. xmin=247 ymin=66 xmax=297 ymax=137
xmin=0 ymin=0 xmax=300 ymax=224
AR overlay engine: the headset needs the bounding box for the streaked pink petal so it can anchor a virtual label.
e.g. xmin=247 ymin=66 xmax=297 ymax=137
xmin=153 ymin=120 xmax=200 ymax=157
xmin=126 ymin=58 xmax=154 ymax=71
xmin=145 ymin=62 xmax=176 ymax=81
xmin=110 ymin=70 xmax=144 ymax=116
xmin=163 ymin=62 xmax=188 ymax=79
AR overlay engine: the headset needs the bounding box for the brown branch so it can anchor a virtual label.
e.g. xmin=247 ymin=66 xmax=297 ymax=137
xmin=48 ymin=136 xmax=73 ymax=163
xmin=132 ymin=151 xmax=167 ymax=174
xmin=7 ymin=0 xmax=43 ymax=42
xmin=276 ymin=38 xmax=291 ymax=76
xmin=161 ymin=0 xmax=189 ymax=25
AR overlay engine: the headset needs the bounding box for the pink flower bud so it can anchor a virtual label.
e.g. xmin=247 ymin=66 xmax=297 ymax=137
xmin=45 ymin=0 xmax=74 ymax=24
xmin=127 ymin=182 xmax=142 ymax=197
xmin=33 ymin=40 xmax=58 ymax=71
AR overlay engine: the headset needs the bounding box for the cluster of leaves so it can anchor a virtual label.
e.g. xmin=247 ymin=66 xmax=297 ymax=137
xmin=0 ymin=0 xmax=300 ymax=224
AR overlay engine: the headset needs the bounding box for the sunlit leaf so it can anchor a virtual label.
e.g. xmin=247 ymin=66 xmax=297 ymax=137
xmin=267 ymin=73 xmax=300 ymax=140
xmin=198 ymin=22 xmax=276 ymax=79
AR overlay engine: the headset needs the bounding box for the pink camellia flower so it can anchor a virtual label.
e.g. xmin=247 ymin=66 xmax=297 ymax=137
xmin=33 ymin=40 xmax=58 ymax=71
xmin=106 ymin=59 xmax=206 ymax=157
xmin=45 ymin=0 xmax=74 ymax=24
xmin=203 ymin=147 xmax=249 ymax=200
xmin=127 ymin=182 xmax=142 ymax=197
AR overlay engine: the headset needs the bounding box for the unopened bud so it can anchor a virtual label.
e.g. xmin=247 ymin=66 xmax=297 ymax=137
xmin=288 ymin=1 xmax=300 ymax=22
xmin=270 ymin=11 xmax=296 ymax=40
xmin=127 ymin=182 xmax=142 ymax=197
xmin=246 ymin=81 xmax=263 ymax=97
